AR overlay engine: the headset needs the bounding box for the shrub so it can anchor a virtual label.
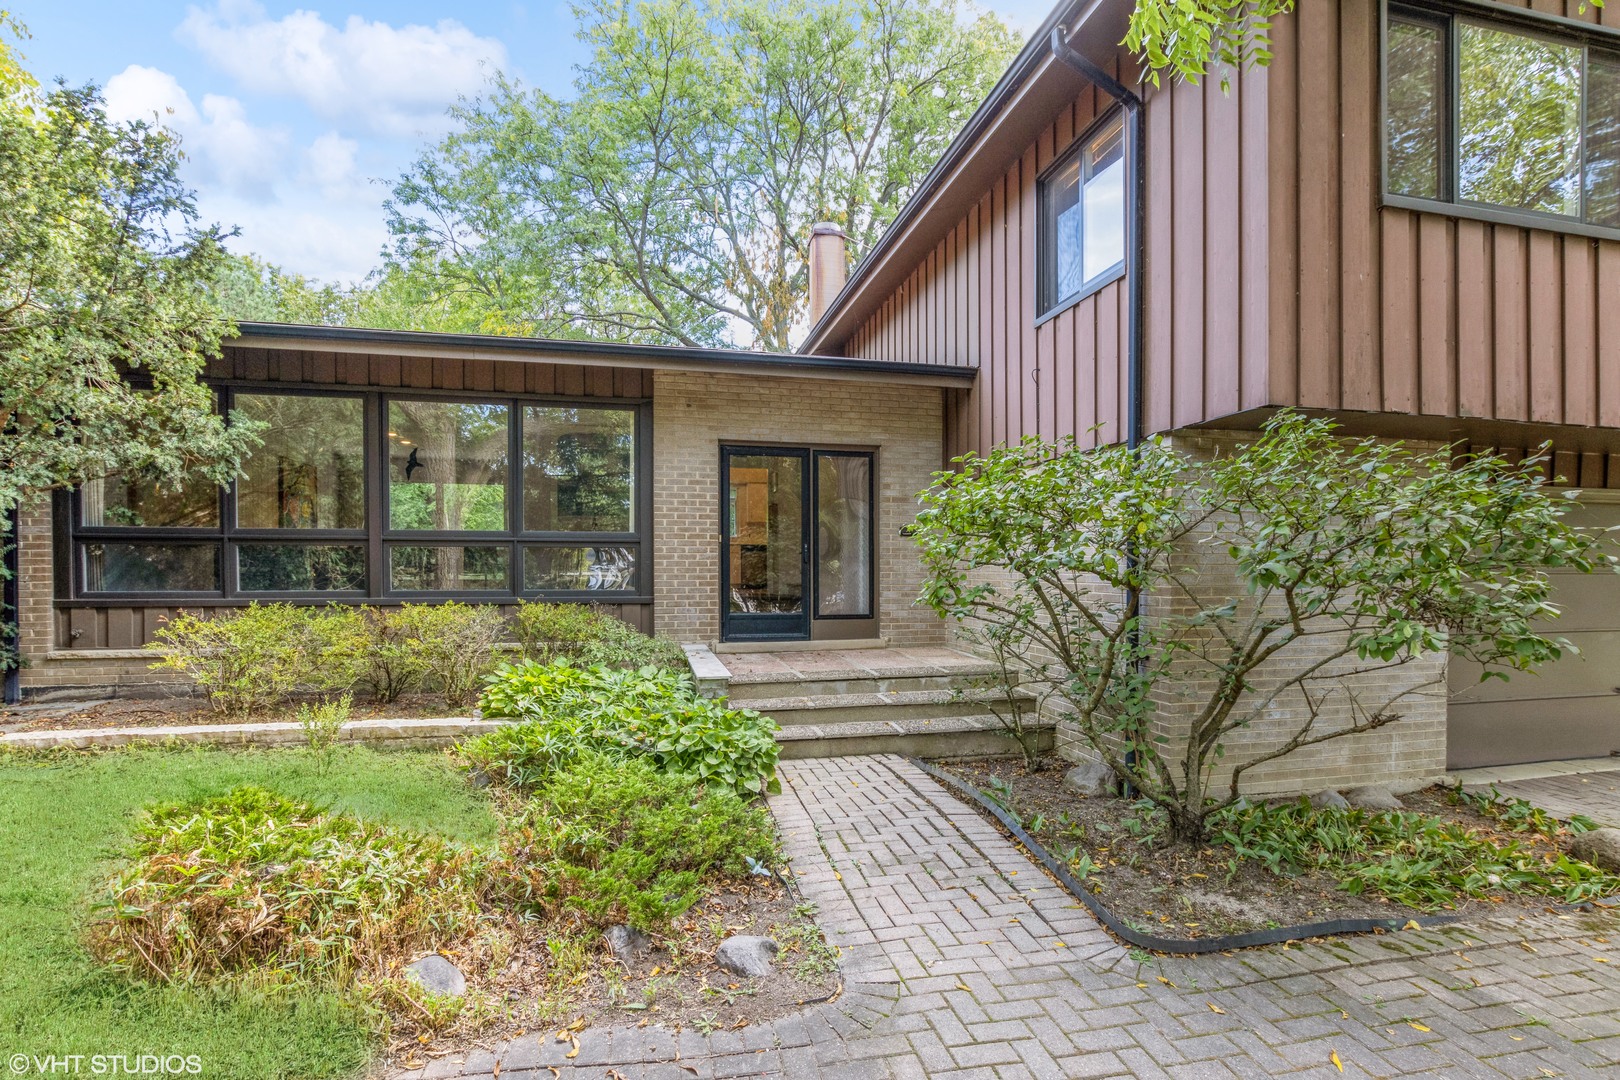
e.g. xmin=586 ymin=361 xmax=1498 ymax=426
xmin=297 ymin=693 xmax=352 ymax=772
xmin=353 ymin=606 xmax=429 ymax=704
xmin=148 ymin=603 xmax=362 ymax=718
xmin=88 ymin=786 xmax=485 ymax=984
xmin=390 ymin=602 xmax=505 ymax=709
xmin=467 ymin=660 xmax=781 ymax=795
xmin=496 ymin=754 xmax=776 ymax=930
xmin=512 ymin=601 xmax=686 ymax=670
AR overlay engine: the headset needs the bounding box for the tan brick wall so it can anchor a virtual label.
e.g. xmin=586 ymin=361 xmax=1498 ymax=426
xmin=652 ymin=370 xmax=950 ymax=646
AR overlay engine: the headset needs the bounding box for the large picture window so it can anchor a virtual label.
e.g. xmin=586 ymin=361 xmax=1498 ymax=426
xmin=69 ymin=386 xmax=648 ymax=601
xmin=1384 ymin=3 xmax=1620 ymax=233
xmin=1038 ymin=111 xmax=1127 ymax=317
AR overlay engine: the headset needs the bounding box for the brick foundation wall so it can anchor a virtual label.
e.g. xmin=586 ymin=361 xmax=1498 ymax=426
xmin=651 ymin=370 xmax=950 ymax=646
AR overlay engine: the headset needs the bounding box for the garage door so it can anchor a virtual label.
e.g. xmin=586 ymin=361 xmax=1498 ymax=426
xmin=1448 ymin=499 xmax=1620 ymax=769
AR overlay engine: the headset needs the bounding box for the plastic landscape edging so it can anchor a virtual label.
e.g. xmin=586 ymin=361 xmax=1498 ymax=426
xmin=907 ymin=758 xmax=1620 ymax=956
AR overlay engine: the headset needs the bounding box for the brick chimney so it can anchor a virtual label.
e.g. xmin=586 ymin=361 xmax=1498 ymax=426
xmin=807 ymin=222 xmax=848 ymax=328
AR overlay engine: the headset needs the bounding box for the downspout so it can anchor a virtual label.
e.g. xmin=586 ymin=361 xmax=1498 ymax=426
xmin=1048 ymin=23 xmax=1147 ymax=791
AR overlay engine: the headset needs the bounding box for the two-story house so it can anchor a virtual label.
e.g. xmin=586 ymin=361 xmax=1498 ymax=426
xmin=10 ymin=0 xmax=1617 ymax=789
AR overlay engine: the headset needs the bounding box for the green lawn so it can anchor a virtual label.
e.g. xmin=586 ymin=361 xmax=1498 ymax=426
xmin=0 ymin=745 xmax=497 ymax=1079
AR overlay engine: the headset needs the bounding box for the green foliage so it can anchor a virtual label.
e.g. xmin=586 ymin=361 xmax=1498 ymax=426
xmin=1450 ymin=784 xmax=1602 ymax=837
xmin=0 ymin=19 xmax=253 ymax=514
xmin=387 ymin=602 xmax=506 ymax=709
xmin=0 ymin=746 xmax=493 ymax=1077
xmin=350 ymin=606 xmax=429 ymax=704
xmin=210 ymin=253 xmax=361 ymax=326
xmin=915 ymin=411 xmax=1619 ymax=844
xmin=381 ymin=0 xmax=1018 ymax=348
xmin=468 ymin=660 xmax=781 ymax=795
xmin=87 ymin=785 xmax=485 ymax=984
xmin=297 ymin=694 xmax=353 ymax=772
xmin=1207 ymin=799 xmax=1620 ymax=909
xmin=148 ymin=603 xmax=362 ymax=718
xmin=495 ymin=754 xmax=776 ymax=930
xmin=1124 ymin=0 xmax=1296 ymax=88
xmin=512 ymin=601 xmax=686 ymax=670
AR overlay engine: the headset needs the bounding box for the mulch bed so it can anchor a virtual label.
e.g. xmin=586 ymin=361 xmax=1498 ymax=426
xmin=938 ymin=756 xmax=1573 ymax=942
xmin=400 ymin=876 xmax=840 ymax=1068
xmin=2 ymin=693 xmax=471 ymax=732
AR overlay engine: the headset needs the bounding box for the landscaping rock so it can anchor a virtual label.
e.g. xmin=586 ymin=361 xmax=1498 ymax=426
xmin=715 ymin=935 xmax=779 ymax=978
xmin=604 ymin=924 xmax=652 ymax=962
xmin=1570 ymin=828 xmax=1620 ymax=872
xmin=404 ymin=954 xmax=466 ymax=998
xmin=1063 ymin=762 xmax=1117 ymax=798
xmin=1344 ymin=785 xmax=1404 ymax=810
xmin=1310 ymin=790 xmax=1350 ymax=810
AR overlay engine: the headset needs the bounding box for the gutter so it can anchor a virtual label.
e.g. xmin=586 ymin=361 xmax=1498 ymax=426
xmin=233 ymin=322 xmax=976 ymax=388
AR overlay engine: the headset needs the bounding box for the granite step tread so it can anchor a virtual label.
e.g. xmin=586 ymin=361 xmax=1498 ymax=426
xmin=744 ymin=687 xmax=1035 ymax=713
xmin=773 ymin=712 xmax=1057 ymax=742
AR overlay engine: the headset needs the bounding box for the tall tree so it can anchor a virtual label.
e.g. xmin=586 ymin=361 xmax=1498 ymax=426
xmin=0 ymin=20 xmax=255 ymax=668
xmin=383 ymin=0 xmax=1019 ymax=349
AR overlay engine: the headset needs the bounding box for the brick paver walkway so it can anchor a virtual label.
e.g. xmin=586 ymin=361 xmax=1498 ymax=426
xmin=1482 ymin=770 xmax=1620 ymax=828
xmin=403 ymin=755 xmax=1620 ymax=1079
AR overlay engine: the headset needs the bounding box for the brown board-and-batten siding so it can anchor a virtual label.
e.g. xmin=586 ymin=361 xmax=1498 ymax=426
xmin=840 ymin=53 xmax=1274 ymax=460
xmin=51 ymin=345 xmax=654 ymax=651
xmin=1267 ymin=0 xmax=1620 ymax=428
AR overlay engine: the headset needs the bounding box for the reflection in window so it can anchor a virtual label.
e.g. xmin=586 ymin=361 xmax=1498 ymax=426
xmin=83 ymin=543 xmax=218 ymax=592
xmin=239 ymin=545 xmax=366 ymax=592
xmin=388 ymin=401 xmax=509 ymax=532
xmin=81 ymin=476 xmax=217 ymax=528
xmin=816 ymin=455 xmax=872 ymax=618
xmin=390 ymin=545 xmax=509 ymax=591
xmin=236 ymin=393 xmax=365 ymax=530
xmin=1458 ymin=23 xmax=1581 ymax=215
xmin=1041 ymin=117 xmax=1126 ymax=313
xmin=522 ymin=407 xmax=634 ymax=532
xmin=1387 ymin=17 xmax=1444 ymax=199
xmin=1587 ymin=52 xmax=1620 ymax=227
xmin=523 ymin=546 xmax=637 ymax=591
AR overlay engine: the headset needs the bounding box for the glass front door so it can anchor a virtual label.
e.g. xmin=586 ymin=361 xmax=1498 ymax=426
xmin=721 ymin=446 xmax=875 ymax=642
xmin=723 ymin=449 xmax=809 ymax=640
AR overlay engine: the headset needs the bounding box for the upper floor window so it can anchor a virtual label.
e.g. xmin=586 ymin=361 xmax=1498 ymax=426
xmin=1385 ymin=4 xmax=1620 ymax=231
xmin=1039 ymin=112 xmax=1126 ymax=317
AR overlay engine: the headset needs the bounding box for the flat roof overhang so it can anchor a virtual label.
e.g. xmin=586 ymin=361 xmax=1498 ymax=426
xmin=232 ymin=322 xmax=977 ymax=389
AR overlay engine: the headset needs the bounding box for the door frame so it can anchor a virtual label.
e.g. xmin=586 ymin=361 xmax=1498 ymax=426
xmin=719 ymin=445 xmax=811 ymax=642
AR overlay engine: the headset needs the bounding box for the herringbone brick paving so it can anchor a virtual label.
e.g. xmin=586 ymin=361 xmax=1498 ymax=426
xmin=401 ymin=755 xmax=1620 ymax=1078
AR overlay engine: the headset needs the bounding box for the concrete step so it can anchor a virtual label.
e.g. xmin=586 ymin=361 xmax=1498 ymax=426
xmin=744 ymin=687 xmax=1037 ymax=728
xmin=775 ymin=713 xmax=1055 ymax=760
xmin=724 ymin=669 xmax=1007 ymax=702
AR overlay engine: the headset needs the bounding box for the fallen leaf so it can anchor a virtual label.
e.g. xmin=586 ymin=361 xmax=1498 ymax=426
xmin=492 ymin=1063 xmax=500 ymax=1078
xmin=833 ymin=871 xmax=842 ymax=881
xmin=547 ymin=1071 xmax=559 ymax=1079
xmin=1208 ymin=1003 xmax=1225 ymax=1015
xmin=566 ymin=1039 xmax=580 ymax=1060
xmin=568 ymin=1018 xmax=586 ymax=1032
xmin=649 ymin=966 xmax=661 ymax=977
xmin=1522 ymin=942 xmax=1538 ymax=953
xmin=1137 ymin=982 xmax=1148 ymax=989
xmin=1156 ymin=976 xmax=1175 ymax=987
xmin=1408 ymin=1022 xmax=1431 ymax=1032
xmin=1330 ymin=1049 xmax=1344 ymax=1073
xmin=677 ymin=1066 xmax=699 ymax=1075
xmin=1596 ymin=957 xmax=1610 ymax=964
xmin=1402 ymin=920 xmax=1421 ymax=931
xmin=1340 ymin=1011 xmax=1349 ymax=1020
xmin=1510 ymin=1035 xmax=1525 ymax=1042
xmin=955 ymin=981 xmax=971 ymax=992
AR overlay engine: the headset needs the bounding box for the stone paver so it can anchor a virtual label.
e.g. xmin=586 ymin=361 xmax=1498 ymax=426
xmin=402 ymin=755 xmax=1620 ymax=1079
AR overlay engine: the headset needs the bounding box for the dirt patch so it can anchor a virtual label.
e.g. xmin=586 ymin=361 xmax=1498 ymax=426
xmin=397 ymin=877 xmax=839 ymax=1068
xmin=937 ymin=757 xmax=1576 ymax=942
xmin=2 ymin=693 xmax=472 ymax=732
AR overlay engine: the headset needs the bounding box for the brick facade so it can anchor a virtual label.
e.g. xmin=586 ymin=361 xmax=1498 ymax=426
xmin=651 ymin=370 xmax=950 ymax=647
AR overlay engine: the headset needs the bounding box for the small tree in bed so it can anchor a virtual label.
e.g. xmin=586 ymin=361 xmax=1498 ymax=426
xmin=913 ymin=412 xmax=1617 ymax=845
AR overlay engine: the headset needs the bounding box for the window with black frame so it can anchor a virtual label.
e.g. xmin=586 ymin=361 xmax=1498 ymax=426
xmin=1385 ymin=3 xmax=1620 ymax=231
xmin=1038 ymin=111 xmax=1127 ymax=318
xmin=71 ymin=388 xmax=645 ymax=601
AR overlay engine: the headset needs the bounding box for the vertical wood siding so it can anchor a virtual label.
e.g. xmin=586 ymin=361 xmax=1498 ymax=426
xmin=1268 ymin=0 xmax=1620 ymax=425
xmin=842 ymin=53 xmax=1272 ymax=459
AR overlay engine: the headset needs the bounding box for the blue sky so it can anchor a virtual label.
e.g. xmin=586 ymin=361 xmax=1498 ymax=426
xmin=15 ymin=1 xmax=1056 ymax=283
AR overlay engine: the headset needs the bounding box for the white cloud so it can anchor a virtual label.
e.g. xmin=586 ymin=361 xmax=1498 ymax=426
xmin=178 ymin=1 xmax=507 ymax=138
xmin=104 ymin=64 xmax=287 ymax=200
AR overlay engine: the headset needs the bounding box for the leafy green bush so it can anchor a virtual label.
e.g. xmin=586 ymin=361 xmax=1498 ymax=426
xmin=352 ymin=606 xmax=429 ymax=704
xmin=1208 ymin=799 xmax=1620 ymax=909
xmin=512 ymin=601 xmax=685 ymax=670
xmin=468 ymin=660 xmax=780 ymax=795
xmin=496 ymin=754 xmax=776 ymax=930
xmin=88 ymin=786 xmax=484 ymax=983
xmin=148 ymin=603 xmax=362 ymax=717
xmin=389 ymin=602 xmax=505 ymax=709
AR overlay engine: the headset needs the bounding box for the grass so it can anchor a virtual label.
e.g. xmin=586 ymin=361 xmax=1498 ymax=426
xmin=0 ymin=744 xmax=497 ymax=1079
